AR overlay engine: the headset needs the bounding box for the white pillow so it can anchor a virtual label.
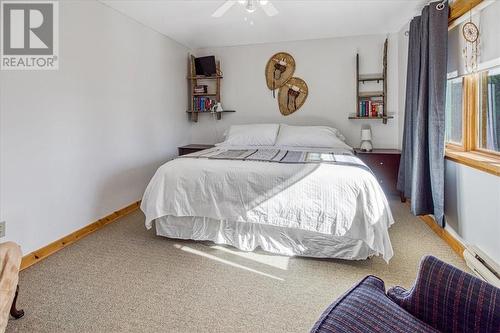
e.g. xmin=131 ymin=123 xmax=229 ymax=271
xmin=217 ymin=124 xmax=280 ymax=146
xmin=275 ymin=124 xmax=350 ymax=149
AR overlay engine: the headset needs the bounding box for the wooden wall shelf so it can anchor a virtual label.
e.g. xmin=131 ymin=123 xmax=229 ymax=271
xmin=348 ymin=114 xmax=394 ymax=120
xmin=193 ymin=93 xmax=217 ymax=97
xmin=359 ymin=91 xmax=384 ymax=98
xmin=186 ymin=110 xmax=236 ymax=121
xmin=187 ymin=76 xmax=223 ymax=80
xmin=353 ymin=39 xmax=389 ymax=124
xmin=187 ymin=55 xmax=234 ymax=122
xmin=358 ymin=74 xmax=384 ymax=82
xmin=186 ymin=110 xmax=236 ymax=113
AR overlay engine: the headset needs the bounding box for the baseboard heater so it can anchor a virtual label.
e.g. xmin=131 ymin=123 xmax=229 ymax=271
xmin=463 ymin=245 xmax=500 ymax=288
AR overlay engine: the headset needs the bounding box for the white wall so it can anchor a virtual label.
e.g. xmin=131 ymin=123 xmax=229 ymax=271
xmin=0 ymin=1 xmax=191 ymax=254
xmin=444 ymin=161 xmax=500 ymax=263
xmin=192 ymin=33 xmax=402 ymax=149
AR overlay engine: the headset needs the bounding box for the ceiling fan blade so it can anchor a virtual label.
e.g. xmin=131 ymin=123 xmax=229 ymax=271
xmin=212 ymin=1 xmax=236 ymax=18
xmin=260 ymin=1 xmax=278 ymax=17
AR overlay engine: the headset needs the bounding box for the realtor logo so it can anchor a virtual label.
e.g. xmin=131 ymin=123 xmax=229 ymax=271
xmin=1 ymin=1 xmax=59 ymax=70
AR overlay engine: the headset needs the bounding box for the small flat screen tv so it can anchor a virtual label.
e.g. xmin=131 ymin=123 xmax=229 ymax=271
xmin=195 ymin=56 xmax=217 ymax=76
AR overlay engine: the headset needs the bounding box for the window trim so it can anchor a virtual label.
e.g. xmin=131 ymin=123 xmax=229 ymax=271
xmin=444 ymin=72 xmax=500 ymax=176
xmin=445 ymin=148 xmax=500 ymax=176
xmin=449 ymin=0 xmax=484 ymax=25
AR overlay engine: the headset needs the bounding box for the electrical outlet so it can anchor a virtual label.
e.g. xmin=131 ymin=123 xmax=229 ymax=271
xmin=0 ymin=221 xmax=5 ymax=238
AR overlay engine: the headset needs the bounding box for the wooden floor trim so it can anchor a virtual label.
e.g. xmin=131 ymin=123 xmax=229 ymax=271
xmin=420 ymin=215 xmax=465 ymax=258
xmin=20 ymin=201 xmax=464 ymax=270
xmin=20 ymin=201 xmax=141 ymax=271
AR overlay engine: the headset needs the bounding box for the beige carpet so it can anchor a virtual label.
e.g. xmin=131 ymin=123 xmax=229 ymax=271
xmin=7 ymin=198 xmax=467 ymax=333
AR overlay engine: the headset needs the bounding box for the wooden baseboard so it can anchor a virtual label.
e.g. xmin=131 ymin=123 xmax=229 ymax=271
xmin=20 ymin=201 xmax=141 ymax=271
xmin=19 ymin=201 xmax=464 ymax=270
xmin=420 ymin=215 xmax=465 ymax=258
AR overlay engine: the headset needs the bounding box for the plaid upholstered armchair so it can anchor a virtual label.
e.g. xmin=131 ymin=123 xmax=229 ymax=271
xmin=311 ymin=256 xmax=500 ymax=333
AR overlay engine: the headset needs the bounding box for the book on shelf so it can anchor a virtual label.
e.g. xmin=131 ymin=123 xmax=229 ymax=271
xmin=358 ymin=99 xmax=384 ymax=117
xmin=194 ymin=85 xmax=208 ymax=94
xmin=192 ymin=96 xmax=217 ymax=112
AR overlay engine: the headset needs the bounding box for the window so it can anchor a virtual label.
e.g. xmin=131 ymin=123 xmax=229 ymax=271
xmin=444 ymin=69 xmax=500 ymax=175
xmin=445 ymin=77 xmax=464 ymax=145
xmin=444 ymin=1 xmax=500 ymax=175
xmin=478 ymin=68 xmax=500 ymax=153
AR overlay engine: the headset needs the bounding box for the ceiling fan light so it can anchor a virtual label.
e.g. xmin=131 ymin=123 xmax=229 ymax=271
xmin=245 ymin=3 xmax=256 ymax=13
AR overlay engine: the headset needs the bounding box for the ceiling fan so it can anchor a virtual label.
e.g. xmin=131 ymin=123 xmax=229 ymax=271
xmin=212 ymin=0 xmax=279 ymax=18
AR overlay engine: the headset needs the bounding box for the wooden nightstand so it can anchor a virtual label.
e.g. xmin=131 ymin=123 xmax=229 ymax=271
xmin=178 ymin=144 xmax=215 ymax=156
xmin=354 ymin=148 xmax=403 ymax=200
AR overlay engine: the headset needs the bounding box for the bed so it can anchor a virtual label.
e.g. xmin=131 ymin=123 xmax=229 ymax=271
xmin=141 ymin=124 xmax=395 ymax=262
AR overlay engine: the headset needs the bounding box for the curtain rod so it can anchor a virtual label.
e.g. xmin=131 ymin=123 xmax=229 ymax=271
xmin=435 ymin=0 xmax=447 ymax=11
xmin=404 ymin=0 xmax=448 ymax=36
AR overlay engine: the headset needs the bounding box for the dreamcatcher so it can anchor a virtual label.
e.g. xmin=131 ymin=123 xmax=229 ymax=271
xmin=462 ymin=10 xmax=480 ymax=73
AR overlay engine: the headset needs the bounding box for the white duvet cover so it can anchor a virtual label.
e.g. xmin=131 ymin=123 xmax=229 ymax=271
xmin=141 ymin=146 xmax=395 ymax=261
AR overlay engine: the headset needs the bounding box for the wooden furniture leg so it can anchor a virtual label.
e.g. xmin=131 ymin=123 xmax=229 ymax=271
xmin=400 ymin=191 xmax=406 ymax=203
xmin=10 ymin=285 xmax=24 ymax=319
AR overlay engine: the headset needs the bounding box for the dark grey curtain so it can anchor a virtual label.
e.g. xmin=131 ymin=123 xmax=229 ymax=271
xmin=397 ymin=1 xmax=448 ymax=227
